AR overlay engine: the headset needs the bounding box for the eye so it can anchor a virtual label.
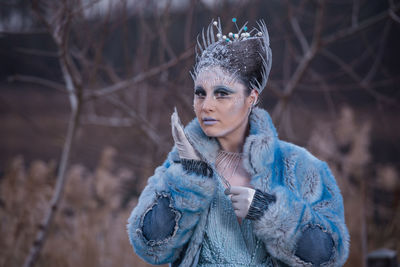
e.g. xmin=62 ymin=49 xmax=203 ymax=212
xmin=214 ymin=87 xmax=234 ymax=99
xmin=215 ymin=91 xmax=228 ymax=98
xmin=194 ymin=87 xmax=206 ymax=98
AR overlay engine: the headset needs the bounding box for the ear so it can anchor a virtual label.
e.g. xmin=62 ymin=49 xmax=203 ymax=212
xmin=249 ymin=89 xmax=259 ymax=106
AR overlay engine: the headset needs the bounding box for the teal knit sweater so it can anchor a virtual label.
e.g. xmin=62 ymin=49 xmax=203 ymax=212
xmin=198 ymin=179 xmax=274 ymax=267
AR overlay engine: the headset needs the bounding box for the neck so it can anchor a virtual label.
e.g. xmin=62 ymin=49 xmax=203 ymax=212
xmin=217 ymin=118 xmax=249 ymax=153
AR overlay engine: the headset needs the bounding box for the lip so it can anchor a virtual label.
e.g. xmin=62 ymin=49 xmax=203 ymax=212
xmin=202 ymin=117 xmax=218 ymax=125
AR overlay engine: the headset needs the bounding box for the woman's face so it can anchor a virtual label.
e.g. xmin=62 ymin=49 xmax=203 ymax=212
xmin=193 ymin=66 xmax=257 ymax=139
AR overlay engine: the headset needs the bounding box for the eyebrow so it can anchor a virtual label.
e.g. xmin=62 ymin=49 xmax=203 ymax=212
xmin=194 ymin=84 xmax=236 ymax=94
xmin=194 ymin=85 xmax=205 ymax=93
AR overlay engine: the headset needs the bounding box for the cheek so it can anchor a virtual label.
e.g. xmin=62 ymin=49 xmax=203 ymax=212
xmin=222 ymin=97 xmax=248 ymax=119
xmin=193 ymin=101 xmax=201 ymax=117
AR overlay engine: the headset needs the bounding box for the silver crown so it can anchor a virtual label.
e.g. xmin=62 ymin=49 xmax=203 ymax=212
xmin=193 ymin=18 xmax=272 ymax=93
xmin=211 ymin=18 xmax=263 ymax=43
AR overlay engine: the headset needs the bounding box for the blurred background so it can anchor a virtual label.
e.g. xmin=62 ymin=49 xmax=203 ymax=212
xmin=1 ymin=0 xmax=399 ymax=266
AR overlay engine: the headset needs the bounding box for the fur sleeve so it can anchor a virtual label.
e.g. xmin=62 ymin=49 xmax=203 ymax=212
xmin=252 ymin=149 xmax=350 ymax=266
xmin=126 ymin=148 xmax=217 ymax=265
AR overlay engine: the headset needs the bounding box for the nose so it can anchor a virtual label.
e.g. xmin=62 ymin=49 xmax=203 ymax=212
xmin=201 ymin=95 xmax=216 ymax=112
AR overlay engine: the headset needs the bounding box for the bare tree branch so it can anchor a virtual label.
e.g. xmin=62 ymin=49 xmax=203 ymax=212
xmin=23 ymin=100 xmax=81 ymax=267
xmin=265 ymin=81 xmax=285 ymax=98
xmin=107 ymin=96 xmax=168 ymax=152
xmin=272 ymin=0 xmax=325 ymax=125
xmin=81 ymin=114 xmax=136 ymax=127
xmin=282 ymin=40 xmax=292 ymax=82
xmin=322 ymin=3 xmax=400 ymax=46
xmin=295 ymin=77 xmax=400 ymax=91
xmin=389 ymin=9 xmax=400 ymax=23
xmin=308 ymin=68 xmax=337 ymax=119
xmin=23 ymin=2 xmax=84 ymax=266
xmin=0 ymin=29 xmax=47 ymax=35
xmin=321 ymin=50 xmax=397 ymax=105
xmin=8 ymin=75 xmax=67 ymax=92
xmin=270 ymin=1 xmax=399 ymax=127
xmin=14 ymin=47 xmax=58 ymax=57
xmin=290 ymin=16 xmax=309 ymax=55
xmin=184 ymin=0 xmax=197 ymax=49
xmin=362 ymin=20 xmax=392 ymax=84
xmin=157 ymin=9 xmax=176 ymax=60
xmin=286 ymin=0 xmax=309 ymax=55
xmin=352 ymin=0 xmax=360 ymax=27
xmin=70 ymin=47 xmax=122 ymax=84
xmin=84 ymin=48 xmax=193 ymax=100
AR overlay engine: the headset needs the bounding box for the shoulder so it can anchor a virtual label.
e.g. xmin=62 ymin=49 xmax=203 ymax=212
xmin=278 ymin=140 xmax=324 ymax=169
xmin=277 ymin=140 xmax=335 ymax=203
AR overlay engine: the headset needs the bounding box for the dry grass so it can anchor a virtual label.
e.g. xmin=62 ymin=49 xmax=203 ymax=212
xmin=0 ymin=147 xmax=162 ymax=267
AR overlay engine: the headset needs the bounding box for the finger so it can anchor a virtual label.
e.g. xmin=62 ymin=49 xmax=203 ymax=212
xmin=174 ymin=107 xmax=183 ymax=126
xmin=171 ymin=108 xmax=178 ymax=125
xmin=171 ymin=115 xmax=186 ymax=143
xmin=176 ymin=125 xmax=186 ymax=141
xmin=171 ymin=110 xmax=179 ymax=139
xmin=172 ymin=107 xmax=184 ymax=129
xmin=230 ymin=200 xmax=239 ymax=209
xmin=171 ymin=123 xmax=179 ymax=141
xmin=230 ymin=194 xmax=241 ymax=203
xmin=229 ymin=186 xmax=245 ymax=195
xmin=173 ymin=120 xmax=186 ymax=141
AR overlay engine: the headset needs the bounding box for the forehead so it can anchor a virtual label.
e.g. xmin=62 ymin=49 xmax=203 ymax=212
xmin=194 ymin=66 xmax=246 ymax=91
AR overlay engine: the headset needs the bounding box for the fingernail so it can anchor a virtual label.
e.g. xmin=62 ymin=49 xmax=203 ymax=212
xmin=224 ymin=188 xmax=230 ymax=195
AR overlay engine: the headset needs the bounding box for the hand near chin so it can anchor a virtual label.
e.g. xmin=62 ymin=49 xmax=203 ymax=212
xmin=225 ymin=186 xmax=256 ymax=219
xmin=171 ymin=108 xmax=200 ymax=160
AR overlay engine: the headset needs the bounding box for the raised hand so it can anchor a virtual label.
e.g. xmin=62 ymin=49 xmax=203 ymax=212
xmin=171 ymin=108 xmax=200 ymax=160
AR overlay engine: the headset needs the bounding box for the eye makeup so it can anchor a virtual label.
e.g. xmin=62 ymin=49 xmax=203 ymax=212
xmin=214 ymin=86 xmax=236 ymax=95
xmin=194 ymin=84 xmax=238 ymax=102
xmin=194 ymin=86 xmax=206 ymax=97
xmin=214 ymin=86 xmax=236 ymax=99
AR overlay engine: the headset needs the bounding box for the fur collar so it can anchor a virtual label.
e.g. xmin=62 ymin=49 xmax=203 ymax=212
xmin=184 ymin=107 xmax=278 ymax=177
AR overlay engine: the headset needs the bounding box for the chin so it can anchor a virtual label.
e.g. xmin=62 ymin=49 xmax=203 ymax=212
xmin=201 ymin=127 xmax=217 ymax=137
xmin=200 ymin=125 xmax=228 ymax=138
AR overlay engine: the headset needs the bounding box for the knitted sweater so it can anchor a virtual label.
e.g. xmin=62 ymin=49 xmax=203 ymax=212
xmin=127 ymin=107 xmax=350 ymax=266
xmin=197 ymin=177 xmax=273 ymax=266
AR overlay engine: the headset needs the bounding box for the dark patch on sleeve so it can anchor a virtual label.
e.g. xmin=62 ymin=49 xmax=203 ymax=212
xmin=142 ymin=195 xmax=178 ymax=243
xmin=295 ymin=225 xmax=334 ymax=266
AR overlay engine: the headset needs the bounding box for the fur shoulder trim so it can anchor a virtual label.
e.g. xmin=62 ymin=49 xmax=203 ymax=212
xmin=243 ymin=108 xmax=279 ymax=177
xmin=183 ymin=107 xmax=278 ymax=173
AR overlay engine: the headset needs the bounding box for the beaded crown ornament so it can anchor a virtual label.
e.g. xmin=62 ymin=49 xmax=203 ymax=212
xmin=192 ymin=18 xmax=272 ymax=93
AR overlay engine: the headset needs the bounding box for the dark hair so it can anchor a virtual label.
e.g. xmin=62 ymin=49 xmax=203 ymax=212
xmin=193 ymin=22 xmax=272 ymax=95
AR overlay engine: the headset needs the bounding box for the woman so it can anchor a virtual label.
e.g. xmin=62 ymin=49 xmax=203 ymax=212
xmin=127 ymin=19 xmax=349 ymax=267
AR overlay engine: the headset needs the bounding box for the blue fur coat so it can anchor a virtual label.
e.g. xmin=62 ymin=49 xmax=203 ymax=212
xmin=127 ymin=107 xmax=349 ymax=266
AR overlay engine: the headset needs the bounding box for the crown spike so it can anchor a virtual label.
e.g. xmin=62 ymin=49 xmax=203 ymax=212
xmin=210 ymin=20 xmax=216 ymax=43
xmin=206 ymin=24 xmax=211 ymax=46
xmin=237 ymin=21 xmax=249 ymax=36
xmin=196 ymin=34 xmax=203 ymax=53
xmin=201 ymin=28 xmax=207 ymax=51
